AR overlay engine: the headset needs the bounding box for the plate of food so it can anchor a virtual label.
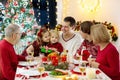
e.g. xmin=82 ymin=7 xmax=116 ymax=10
xmin=49 ymin=69 xmax=68 ymax=78
xmin=18 ymin=61 xmax=39 ymax=66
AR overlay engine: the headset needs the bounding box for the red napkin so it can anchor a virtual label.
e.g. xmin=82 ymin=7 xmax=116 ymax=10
xmin=42 ymin=57 xmax=48 ymax=62
xmin=96 ymin=70 xmax=101 ymax=74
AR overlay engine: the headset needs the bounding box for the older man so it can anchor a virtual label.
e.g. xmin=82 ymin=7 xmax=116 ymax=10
xmin=0 ymin=24 xmax=33 ymax=80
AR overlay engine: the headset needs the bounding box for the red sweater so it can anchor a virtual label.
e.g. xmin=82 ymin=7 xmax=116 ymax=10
xmin=48 ymin=42 xmax=63 ymax=53
xmin=96 ymin=43 xmax=120 ymax=80
xmin=0 ymin=39 xmax=26 ymax=80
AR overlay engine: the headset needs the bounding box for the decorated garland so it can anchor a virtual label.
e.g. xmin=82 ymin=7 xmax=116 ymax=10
xmin=92 ymin=20 xmax=118 ymax=41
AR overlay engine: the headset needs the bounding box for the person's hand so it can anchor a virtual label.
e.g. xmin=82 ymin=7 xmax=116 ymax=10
xmin=34 ymin=56 xmax=41 ymax=61
xmin=89 ymin=61 xmax=100 ymax=68
xmin=51 ymin=48 xmax=57 ymax=51
xmin=88 ymin=58 xmax=96 ymax=62
xmin=74 ymin=53 xmax=80 ymax=60
xmin=25 ymin=55 xmax=34 ymax=61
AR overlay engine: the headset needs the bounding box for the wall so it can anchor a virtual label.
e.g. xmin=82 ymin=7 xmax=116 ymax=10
xmin=57 ymin=0 xmax=120 ymax=53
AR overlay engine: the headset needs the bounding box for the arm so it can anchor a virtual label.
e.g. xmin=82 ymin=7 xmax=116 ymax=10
xmin=99 ymin=49 xmax=119 ymax=77
xmin=26 ymin=45 xmax=34 ymax=55
xmin=72 ymin=35 xmax=83 ymax=56
xmin=0 ymin=49 xmax=16 ymax=80
xmin=17 ymin=55 xmax=26 ymax=61
xmin=57 ymin=43 xmax=63 ymax=53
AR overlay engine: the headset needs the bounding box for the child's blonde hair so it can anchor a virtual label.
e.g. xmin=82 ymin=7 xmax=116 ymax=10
xmin=49 ymin=30 xmax=59 ymax=38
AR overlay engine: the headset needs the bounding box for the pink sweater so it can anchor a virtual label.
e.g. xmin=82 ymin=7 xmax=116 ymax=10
xmin=96 ymin=43 xmax=120 ymax=80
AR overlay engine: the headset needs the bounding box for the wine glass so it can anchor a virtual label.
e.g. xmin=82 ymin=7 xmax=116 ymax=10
xmin=79 ymin=61 xmax=86 ymax=76
xmin=29 ymin=51 xmax=34 ymax=56
xmin=28 ymin=51 xmax=34 ymax=62
xmin=37 ymin=64 xmax=45 ymax=80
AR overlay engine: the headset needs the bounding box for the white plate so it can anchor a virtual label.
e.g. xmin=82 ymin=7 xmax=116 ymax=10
xmin=73 ymin=60 xmax=88 ymax=65
xmin=17 ymin=68 xmax=40 ymax=77
xmin=73 ymin=67 xmax=80 ymax=73
xmin=18 ymin=61 xmax=39 ymax=66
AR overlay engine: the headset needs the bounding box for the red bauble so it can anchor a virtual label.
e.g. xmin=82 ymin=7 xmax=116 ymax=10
xmin=21 ymin=8 xmax=25 ymax=12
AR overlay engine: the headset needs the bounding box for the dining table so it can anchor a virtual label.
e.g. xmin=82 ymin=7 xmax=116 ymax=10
xmin=15 ymin=60 xmax=112 ymax=80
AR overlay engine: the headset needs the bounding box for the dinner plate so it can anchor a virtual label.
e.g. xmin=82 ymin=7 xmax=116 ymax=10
xmin=18 ymin=61 xmax=39 ymax=66
xmin=73 ymin=60 xmax=88 ymax=65
xmin=72 ymin=67 xmax=81 ymax=73
xmin=17 ymin=68 xmax=40 ymax=77
xmin=23 ymin=70 xmax=40 ymax=77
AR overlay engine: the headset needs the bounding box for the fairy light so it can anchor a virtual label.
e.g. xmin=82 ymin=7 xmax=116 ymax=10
xmin=79 ymin=0 xmax=101 ymax=12
xmin=46 ymin=0 xmax=49 ymax=24
xmin=56 ymin=0 xmax=58 ymax=24
xmin=62 ymin=0 xmax=70 ymax=22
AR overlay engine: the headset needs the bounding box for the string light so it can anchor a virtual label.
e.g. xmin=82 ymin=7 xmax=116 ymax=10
xmin=62 ymin=0 xmax=70 ymax=21
xmin=79 ymin=0 xmax=101 ymax=12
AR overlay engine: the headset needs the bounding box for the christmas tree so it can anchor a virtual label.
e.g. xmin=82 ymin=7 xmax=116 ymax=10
xmin=0 ymin=0 xmax=41 ymax=54
xmin=0 ymin=0 xmax=40 ymax=39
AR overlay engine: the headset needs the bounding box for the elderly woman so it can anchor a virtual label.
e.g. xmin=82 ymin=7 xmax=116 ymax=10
xmin=0 ymin=24 xmax=33 ymax=80
xmin=89 ymin=24 xmax=120 ymax=80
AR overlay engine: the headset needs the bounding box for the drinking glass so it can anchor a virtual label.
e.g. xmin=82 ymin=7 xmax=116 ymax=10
xmin=79 ymin=61 xmax=86 ymax=76
xmin=37 ymin=64 xmax=45 ymax=80
xmin=28 ymin=51 xmax=34 ymax=62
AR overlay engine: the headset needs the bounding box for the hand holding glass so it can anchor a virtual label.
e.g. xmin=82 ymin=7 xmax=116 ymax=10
xmin=28 ymin=51 xmax=34 ymax=63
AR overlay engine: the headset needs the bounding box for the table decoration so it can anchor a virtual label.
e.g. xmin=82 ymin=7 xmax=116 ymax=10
xmin=44 ymin=62 xmax=69 ymax=71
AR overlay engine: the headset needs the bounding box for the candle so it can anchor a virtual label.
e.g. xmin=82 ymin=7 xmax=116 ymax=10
xmin=61 ymin=55 xmax=67 ymax=62
xmin=65 ymin=76 xmax=72 ymax=80
xmin=42 ymin=57 xmax=47 ymax=62
xmin=71 ymin=74 xmax=78 ymax=80
xmin=86 ymin=68 xmax=96 ymax=79
xmin=51 ymin=57 xmax=58 ymax=66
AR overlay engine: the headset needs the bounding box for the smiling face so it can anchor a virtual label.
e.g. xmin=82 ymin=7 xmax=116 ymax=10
xmin=42 ymin=31 xmax=50 ymax=43
xmin=50 ymin=33 xmax=59 ymax=44
xmin=61 ymin=22 xmax=71 ymax=34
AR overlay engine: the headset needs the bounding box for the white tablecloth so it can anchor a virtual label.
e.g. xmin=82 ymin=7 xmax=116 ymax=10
xmin=15 ymin=61 xmax=111 ymax=80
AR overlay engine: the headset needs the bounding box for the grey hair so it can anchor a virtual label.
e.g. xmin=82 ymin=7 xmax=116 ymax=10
xmin=5 ymin=24 xmax=20 ymax=37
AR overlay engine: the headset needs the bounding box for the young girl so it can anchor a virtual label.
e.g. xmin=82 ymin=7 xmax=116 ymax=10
xmin=21 ymin=27 xmax=50 ymax=57
xmin=48 ymin=30 xmax=63 ymax=54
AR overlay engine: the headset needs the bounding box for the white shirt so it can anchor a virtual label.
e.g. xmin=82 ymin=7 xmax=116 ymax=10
xmin=59 ymin=31 xmax=83 ymax=63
